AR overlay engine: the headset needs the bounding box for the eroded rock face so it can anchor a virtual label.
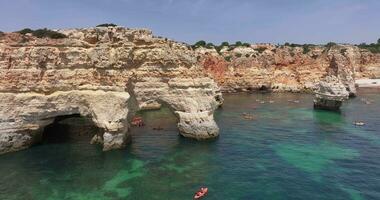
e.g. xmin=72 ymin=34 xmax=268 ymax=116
xmin=313 ymin=76 xmax=349 ymax=111
xmin=313 ymin=47 xmax=357 ymax=110
xmin=132 ymin=77 xmax=222 ymax=139
xmin=0 ymin=27 xmax=222 ymax=154
xmin=198 ymin=44 xmax=380 ymax=93
xmin=0 ymin=90 xmax=130 ymax=153
xmin=327 ymin=48 xmax=357 ymax=97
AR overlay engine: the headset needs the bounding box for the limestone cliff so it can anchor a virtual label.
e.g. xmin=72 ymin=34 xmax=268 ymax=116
xmin=198 ymin=44 xmax=380 ymax=93
xmin=0 ymin=27 xmax=223 ymax=154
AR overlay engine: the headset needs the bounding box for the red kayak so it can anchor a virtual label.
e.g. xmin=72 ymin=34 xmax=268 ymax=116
xmin=194 ymin=187 xmax=208 ymax=199
xmin=131 ymin=116 xmax=144 ymax=127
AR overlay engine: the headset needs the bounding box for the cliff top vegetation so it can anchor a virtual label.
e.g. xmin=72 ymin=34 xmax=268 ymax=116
xmin=192 ymin=39 xmax=380 ymax=54
xmin=358 ymin=38 xmax=380 ymax=53
xmin=16 ymin=28 xmax=67 ymax=39
xmin=96 ymin=23 xmax=118 ymax=27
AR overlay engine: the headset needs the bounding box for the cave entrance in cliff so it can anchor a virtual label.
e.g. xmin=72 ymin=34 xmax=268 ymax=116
xmin=41 ymin=114 xmax=103 ymax=145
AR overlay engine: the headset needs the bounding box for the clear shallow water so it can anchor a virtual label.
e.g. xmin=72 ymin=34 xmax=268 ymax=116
xmin=1 ymin=89 xmax=380 ymax=200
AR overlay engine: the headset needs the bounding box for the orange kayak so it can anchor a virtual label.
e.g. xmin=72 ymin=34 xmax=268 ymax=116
xmin=194 ymin=187 xmax=208 ymax=199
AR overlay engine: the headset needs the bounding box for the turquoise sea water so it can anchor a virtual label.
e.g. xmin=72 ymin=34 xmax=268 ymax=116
xmin=0 ymin=88 xmax=380 ymax=200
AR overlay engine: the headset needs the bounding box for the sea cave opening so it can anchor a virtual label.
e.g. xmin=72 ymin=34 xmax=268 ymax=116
xmin=41 ymin=114 xmax=103 ymax=145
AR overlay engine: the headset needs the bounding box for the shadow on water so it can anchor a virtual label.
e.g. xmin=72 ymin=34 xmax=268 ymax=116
xmin=312 ymin=109 xmax=344 ymax=125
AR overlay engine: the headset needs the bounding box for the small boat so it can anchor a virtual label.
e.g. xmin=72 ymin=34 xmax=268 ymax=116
xmin=194 ymin=187 xmax=208 ymax=199
xmin=353 ymin=121 xmax=365 ymax=126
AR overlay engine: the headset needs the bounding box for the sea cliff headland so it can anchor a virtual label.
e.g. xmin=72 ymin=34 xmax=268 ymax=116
xmin=0 ymin=26 xmax=379 ymax=154
xmin=0 ymin=26 xmax=222 ymax=154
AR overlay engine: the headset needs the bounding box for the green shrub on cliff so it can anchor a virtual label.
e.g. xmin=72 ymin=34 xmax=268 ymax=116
xmin=192 ymin=40 xmax=206 ymax=49
xmin=0 ymin=31 xmax=4 ymax=37
xmin=212 ymin=41 xmax=228 ymax=53
xmin=191 ymin=40 xmax=251 ymax=53
xmin=215 ymin=46 xmax=223 ymax=54
xmin=206 ymin=42 xmax=215 ymax=49
xmin=325 ymin=42 xmax=337 ymax=48
xmin=16 ymin=28 xmax=67 ymax=39
xmin=17 ymin=28 xmax=33 ymax=35
xmin=357 ymin=38 xmax=380 ymax=53
xmin=224 ymin=56 xmax=232 ymax=62
xmin=234 ymin=41 xmax=250 ymax=47
xmin=283 ymin=43 xmax=314 ymax=54
xmin=221 ymin=42 xmax=229 ymax=47
xmin=284 ymin=43 xmax=301 ymax=48
xmin=244 ymin=43 xmax=251 ymax=47
xmin=302 ymin=45 xmax=311 ymax=54
xmin=195 ymin=40 xmax=206 ymax=47
xmin=257 ymin=47 xmax=267 ymax=53
xmin=33 ymin=29 xmax=67 ymax=39
xmin=358 ymin=43 xmax=380 ymax=53
xmin=96 ymin=23 xmax=117 ymax=27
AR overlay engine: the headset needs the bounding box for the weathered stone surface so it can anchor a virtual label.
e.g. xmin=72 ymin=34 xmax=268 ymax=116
xmin=326 ymin=51 xmax=356 ymax=97
xmin=313 ymin=76 xmax=349 ymax=111
xmin=0 ymin=27 xmax=222 ymax=154
xmin=0 ymin=90 xmax=130 ymax=154
xmin=199 ymin=44 xmax=380 ymax=93
xmin=313 ymin=47 xmax=358 ymax=111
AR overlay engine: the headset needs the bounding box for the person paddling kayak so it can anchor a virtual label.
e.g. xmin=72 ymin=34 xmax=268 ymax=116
xmin=194 ymin=187 xmax=208 ymax=199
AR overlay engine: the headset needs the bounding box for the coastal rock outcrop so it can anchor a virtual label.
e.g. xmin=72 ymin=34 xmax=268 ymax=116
xmin=313 ymin=48 xmax=357 ymax=110
xmin=198 ymin=44 xmax=380 ymax=93
xmin=327 ymin=48 xmax=357 ymax=97
xmin=313 ymin=76 xmax=349 ymax=111
xmin=0 ymin=27 xmax=222 ymax=154
xmin=0 ymin=90 xmax=130 ymax=153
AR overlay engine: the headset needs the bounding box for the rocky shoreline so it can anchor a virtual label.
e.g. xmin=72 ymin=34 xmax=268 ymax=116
xmin=0 ymin=26 xmax=379 ymax=154
xmin=197 ymin=43 xmax=380 ymax=93
xmin=0 ymin=27 xmax=222 ymax=154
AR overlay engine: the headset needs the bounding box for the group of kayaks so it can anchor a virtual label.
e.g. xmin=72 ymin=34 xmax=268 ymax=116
xmin=194 ymin=187 xmax=208 ymax=199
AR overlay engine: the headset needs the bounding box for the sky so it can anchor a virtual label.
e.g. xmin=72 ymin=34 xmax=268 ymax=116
xmin=0 ymin=0 xmax=379 ymax=45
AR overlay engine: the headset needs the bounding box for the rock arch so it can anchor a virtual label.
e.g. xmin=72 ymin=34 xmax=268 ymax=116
xmin=132 ymin=77 xmax=222 ymax=140
xmin=0 ymin=90 xmax=130 ymax=154
xmin=0 ymin=27 xmax=223 ymax=154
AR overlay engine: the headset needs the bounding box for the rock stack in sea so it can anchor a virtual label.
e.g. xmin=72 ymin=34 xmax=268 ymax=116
xmin=313 ymin=76 xmax=349 ymax=111
xmin=0 ymin=27 xmax=223 ymax=154
xmin=313 ymin=46 xmax=357 ymax=110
